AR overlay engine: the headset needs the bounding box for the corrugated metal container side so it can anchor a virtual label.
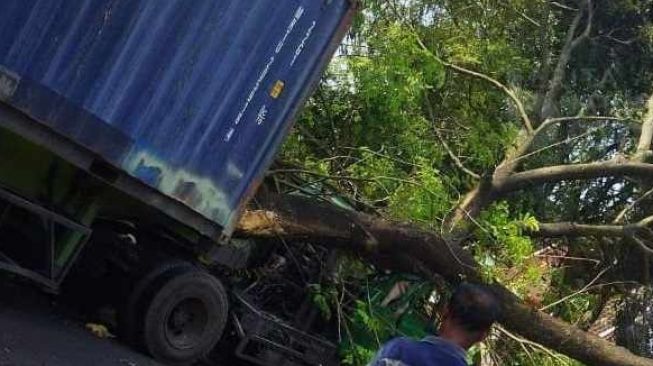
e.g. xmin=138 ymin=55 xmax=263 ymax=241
xmin=0 ymin=0 xmax=356 ymax=236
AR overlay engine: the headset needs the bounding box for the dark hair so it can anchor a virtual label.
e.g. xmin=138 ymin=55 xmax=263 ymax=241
xmin=447 ymin=283 xmax=501 ymax=332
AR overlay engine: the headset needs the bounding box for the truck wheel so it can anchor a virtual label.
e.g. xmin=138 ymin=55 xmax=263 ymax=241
xmin=119 ymin=261 xmax=194 ymax=346
xmin=142 ymin=269 xmax=229 ymax=365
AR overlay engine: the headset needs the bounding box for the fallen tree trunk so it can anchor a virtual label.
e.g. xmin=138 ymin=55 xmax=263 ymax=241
xmin=237 ymin=194 xmax=653 ymax=366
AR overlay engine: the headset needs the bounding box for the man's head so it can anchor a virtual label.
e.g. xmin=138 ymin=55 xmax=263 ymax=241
xmin=439 ymin=283 xmax=501 ymax=349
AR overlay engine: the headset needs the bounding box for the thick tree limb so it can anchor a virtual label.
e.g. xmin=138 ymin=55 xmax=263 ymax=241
xmin=572 ymin=0 xmax=593 ymax=48
xmin=447 ymin=127 xmax=538 ymax=231
xmin=635 ymin=95 xmax=653 ymax=160
xmin=532 ymin=215 xmax=653 ymax=254
xmin=495 ymin=161 xmax=653 ymax=194
xmin=538 ymin=116 xmax=636 ymax=132
xmin=445 ymin=115 xmax=647 ymax=236
xmin=534 ymin=222 xmax=626 ymax=238
xmin=448 ymin=1 xmax=598 ymax=234
xmin=447 ymin=98 xmax=652 ymax=233
xmin=237 ymin=194 xmax=653 ymax=366
xmin=540 ymin=0 xmax=592 ymax=120
xmin=440 ymin=3 xmax=594 ymax=231
xmin=444 ymin=177 xmax=496 ymax=235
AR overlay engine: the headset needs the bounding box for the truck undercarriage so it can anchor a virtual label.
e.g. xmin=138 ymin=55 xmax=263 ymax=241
xmin=0 ymin=171 xmax=339 ymax=365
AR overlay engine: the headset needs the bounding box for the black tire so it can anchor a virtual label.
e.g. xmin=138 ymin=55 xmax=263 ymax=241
xmin=118 ymin=261 xmax=194 ymax=345
xmin=142 ymin=269 xmax=229 ymax=365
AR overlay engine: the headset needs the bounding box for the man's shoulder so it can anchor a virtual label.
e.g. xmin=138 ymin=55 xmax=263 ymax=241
xmin=421 ymin=336 xmax=468 ymax=364
xmin=370 ymin=337 xmax=467 ymax=366
xmin=369 ymin=358 xmax=411 ymax=366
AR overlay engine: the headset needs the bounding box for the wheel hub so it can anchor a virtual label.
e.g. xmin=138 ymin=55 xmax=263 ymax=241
xmin=164 ymin=298 xmax=208 ymax=350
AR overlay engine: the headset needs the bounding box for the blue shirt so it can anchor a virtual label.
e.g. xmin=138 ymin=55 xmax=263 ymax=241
xmin=368 ymin=336 xmax=467 ymax=366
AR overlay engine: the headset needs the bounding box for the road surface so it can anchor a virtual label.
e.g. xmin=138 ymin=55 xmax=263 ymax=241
xmin=0 ymin=279 xmax=162 ymax=366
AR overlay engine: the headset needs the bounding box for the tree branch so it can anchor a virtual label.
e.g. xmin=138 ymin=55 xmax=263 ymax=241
xmin=635 ymin=94 xmax=653 ymax=160
xmin=237 ymin=193 xmax=653 ymax=366
xmin=540 ymin=0 xmax=592 ymax=120
xmin=412 ymin=32 xmax=534 ymax=134
xmin=509 ymin=128 xmax=596 ymax=165
xmin=434 ymin=127 xmax=481 ymax=180
xmin=437 ymin=5 xmax=600 ymax=232
xmin=495 ymin=160 xmax=653 ymax=194
xmin=533 ymin=222 xmax=625 ymax=238
xmin=570 ymin=0 xmax=593 ymax=49
xmin=441 ymin=61 xmax=534 ymax=134
xmin=629 ymin=236 xmax=653 ymax=256
xmin=499 ymin=116 xmax=635 ymax=168
xmin=447 ymin=1 xmax=603 ymax=235
xmin=531 ymin=215 xmax=653 ymax=255
xmin=426 ymin=101 xmax=480 ymax=180
xmin=537 ymin=116 xmax=636 ymax=133
xmin=446 ymin=2 xmax=600 ymax=232
xmin=614 ymin=186 xmax=653 ymax=223
xmin=549 ymin=1 xmax=578 ymax=11
xmin=539 ymin=267 xmax=611 ymax=311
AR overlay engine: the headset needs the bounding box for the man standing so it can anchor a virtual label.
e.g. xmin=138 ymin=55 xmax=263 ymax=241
xmin=368 ymin=283 xmax=501 ymax=366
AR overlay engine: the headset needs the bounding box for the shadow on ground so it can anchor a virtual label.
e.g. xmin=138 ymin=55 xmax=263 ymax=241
xmin=0 ymin=278 xmax=162 ymax=366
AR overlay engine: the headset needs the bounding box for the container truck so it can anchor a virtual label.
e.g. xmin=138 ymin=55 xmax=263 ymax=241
xmin=0 ymin=1 xmax=357 ymax=364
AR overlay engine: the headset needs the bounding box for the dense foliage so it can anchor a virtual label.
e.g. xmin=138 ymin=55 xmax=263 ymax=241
xmin=275 ymin=0 xmax=653 ymax=364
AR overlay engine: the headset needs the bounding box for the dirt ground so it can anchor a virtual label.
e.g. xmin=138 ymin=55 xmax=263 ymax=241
xmin=0 ymin=278 xmax=163 ymax=366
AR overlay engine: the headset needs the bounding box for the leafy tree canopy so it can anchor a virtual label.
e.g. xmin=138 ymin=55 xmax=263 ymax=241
xmin=274 ymin=0 xmax=653 ymax=364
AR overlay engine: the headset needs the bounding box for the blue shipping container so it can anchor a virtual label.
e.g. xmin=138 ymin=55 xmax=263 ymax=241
xmin=0 ymin=0 xmax=356 ymax=236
